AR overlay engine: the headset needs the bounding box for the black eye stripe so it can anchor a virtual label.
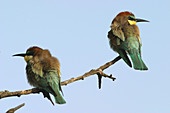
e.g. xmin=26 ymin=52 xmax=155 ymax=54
xmin=27 ymin=53 xmax=33 ymax=56
xmin=129 ymin=16 xmax=136 ymax=21
xmin=26 ymin=50 xmax=34 ymax=56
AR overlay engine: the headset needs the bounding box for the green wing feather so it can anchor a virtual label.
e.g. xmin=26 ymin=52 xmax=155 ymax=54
xmin=45 ymin=71 xmax=66 ymax=104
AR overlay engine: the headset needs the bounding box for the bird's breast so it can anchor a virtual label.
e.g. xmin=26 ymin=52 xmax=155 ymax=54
xmin=123 ymin=25 xmax=140 ymax=38
xmin=26 ymin=64 xmax=47 ymax=88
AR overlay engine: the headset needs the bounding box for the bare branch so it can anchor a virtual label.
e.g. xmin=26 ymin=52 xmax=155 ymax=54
xmin=0 ymin=56 xmax=121 ymax=100
xmin=0 ymin=88 xmax=41 ymax=99
xmin=6 ymin=103 xmax=25 ymax=113
xmin=61 ymin=56 xmax=121 ymax=85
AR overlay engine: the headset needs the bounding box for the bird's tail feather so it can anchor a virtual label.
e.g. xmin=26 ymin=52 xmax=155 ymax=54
xmin=54 ymin=89 xmax=66 ymax=104
xmin=50 ymin=82 xmax=66 ymax=104
xmin=129 ymin=49 xmax=148 ymax=70
xmin=47 ymin=75 xmax=66 ymax=104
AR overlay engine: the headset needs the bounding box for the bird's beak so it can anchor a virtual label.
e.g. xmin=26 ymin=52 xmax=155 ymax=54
xmin=136 ymin=18 xmax=149 ymax=22
xmin=13 ymin=53 xmax=26 ymax=57
xmin=13 ymin=53 xmax=32 ymax=62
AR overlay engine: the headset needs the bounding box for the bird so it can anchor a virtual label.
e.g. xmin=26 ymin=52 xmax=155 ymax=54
xmin=13 ymin=46 xmax=66 ymax=105
xmin=108 ymin=11 xmax=149 ymax=70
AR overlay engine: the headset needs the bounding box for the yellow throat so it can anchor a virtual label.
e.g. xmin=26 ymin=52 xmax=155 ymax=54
xmin=24 ymin=56 xmax=33 ymax=62
xmin=128 ymin=20 xmax=136 ymax=25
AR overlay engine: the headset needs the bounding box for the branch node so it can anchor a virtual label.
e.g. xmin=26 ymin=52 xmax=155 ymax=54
xmin=81 ymin=77 xmax=84 ymax=80
xmin=17 ymin=94 xmax=21 ymax=97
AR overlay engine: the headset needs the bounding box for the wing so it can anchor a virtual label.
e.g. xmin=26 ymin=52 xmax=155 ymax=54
xmin=45 ymin=70 xmax=66 ymax=104
xmin=29 ymin=49 xmax=52 ymax=78
xmin=110 ymin=24 xmax=125 ymax=42
xmin=45 ymin=70 xmax=61 ymax=95
xmin=138 ymin=36 xmax=142 ymax=56
xmin=123 ymin=25 xmax=142 ymax=56
xmin=29 ymin=56 xmax=44 ymax=77
xmin=108 ymin=30 xmax=132 ymax=67
xmin=43 ymin=56 xmax=64 ymax=95
xmin=108 ymin=29 xmax=127 ymax=50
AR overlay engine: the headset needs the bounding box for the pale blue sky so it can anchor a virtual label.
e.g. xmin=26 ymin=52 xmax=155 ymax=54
xmin=0 ymin=0 xmax=170 ymax=113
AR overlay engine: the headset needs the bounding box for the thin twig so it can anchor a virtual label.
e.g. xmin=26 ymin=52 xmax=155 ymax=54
xmin=97 ymin=69 xmax=116 ymax=89
xmin=0 ymin=56 xmax=121 ymax=100
xmin=6 ymin=103 xmax=25 ymax=113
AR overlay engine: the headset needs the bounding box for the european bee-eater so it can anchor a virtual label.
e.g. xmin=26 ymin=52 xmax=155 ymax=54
xmin=108 ymin=11 xmax=149 ymax=70
xmin=13 ymin=46 xmax=66 ymax=104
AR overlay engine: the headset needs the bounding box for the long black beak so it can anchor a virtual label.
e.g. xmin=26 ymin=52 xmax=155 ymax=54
xmin=136 ymin=18 xmax=149 ymax=22
xmin=13 ymin=53 xmax=26 ymax=57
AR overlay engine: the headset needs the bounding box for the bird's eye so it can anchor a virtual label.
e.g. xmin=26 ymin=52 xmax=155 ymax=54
xmin=26 ymin=51 xmax=34 ymax=56
xmin=129 ymin=16 xmax=136 ymax=21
